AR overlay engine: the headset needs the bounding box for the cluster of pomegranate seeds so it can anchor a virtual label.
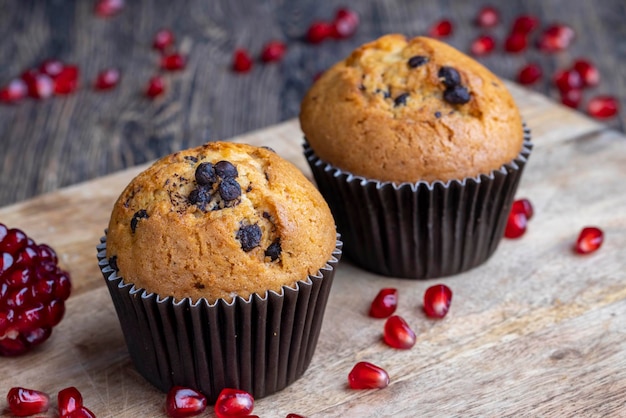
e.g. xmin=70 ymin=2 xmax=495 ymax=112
xmin=6 ymin=387 xmax=50 ymax=417
xmin=574 ymin=227 xmax=604 ymax=254
xmin=383 ymin=315 xmax=416 ymax=349
xmin=348 ymin=362 xmax=390 ymax=390
xmin=306 ymin=7 xmax=359 ymax=44
xmin=428 ymin=19 xmax=453 ymax=38
xmin=94 ymin=0 xmax=124 ymax=18
xmin=423 ymin=284 xmax=453 ymax=319
xmin=214 ymin=388 xmax=254 ymax=418
xmin=368 ymin=287 xmax=398 ymax=318
xmin=505 ymin=198 xmax=534 ymax=239
xmin=165 ymin=386 xmax=207 ymax=418
xmin=0 ymin=223 xmax=72 ymax=356
xmin=0 ymin=59 xmax=80 ymax=104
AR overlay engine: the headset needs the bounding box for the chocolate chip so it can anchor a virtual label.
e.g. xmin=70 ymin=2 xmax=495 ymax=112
xmin=215 ymin=161 xmax=238 ymax=179
xmin=237 ymin=224 xmax=262 ymax=252
xmin=408 ymin=55 xmax=428 ymax=68
xmin=443 ymin=85 xmax=471 ymax=104
xmin=130 ymin=209 xmax=149 ymax=233
xmin=435 ymin=111 xmax=442 ymax=118
xmin=375 ymin=89 xmax=391 ymax=98
xmin=394 ymin=93 xmax=410 ymax=107
xmin=184 ymin=155 xmax=198 ymax=163
xmin=438 ymin=66 xmax=461 ymax=88
xmin=195 ymin=162 xmax=216 ymax=185
xmin=108 ymin=255 xmax=118 ymax=271
xmin=265 ymin=239 xmax=281 ymax=261
xmin=219 ymin=178 xmax=241 ymax=201
xmin=189 ymin=185 xmax=212 ymax=209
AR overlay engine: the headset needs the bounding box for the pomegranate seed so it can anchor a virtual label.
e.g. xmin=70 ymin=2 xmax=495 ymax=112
xmin=560 ymin=88 xmax=583 ymax=109
xmin=39 ymin=59 xmax=64 ymax=78
xmin=94 ymin=68 xmax=121 ymax=90
xmin=94 ymin=0 xmax=124 ymax=17
xmin=423 ymin=284 xmax=452 ymax=319
xmin=65 ymin=406 xmax=96 ymax=418
xmin=20 ymin=69 xmax=38 ymax=85
xmin=505 ymin=211 xmax=528 ymax=239
xmin=153 ymin=28 xmax=175 ymax=52
xmin=428 ymin=19 xmax=453 ymax=38
xmin=475 ymin=6 xmax=499 ymax=28
xmin=537 ymin=24 xmax=575 ymax=52
xmin=517 ymin=63 xmax=543 ymax=85
xmin=260 ymin=41 xmax=287 ymax=63
xmin=369 ymin=288 xmax=398 ymax=318
xmin=511 ymin=15 xmax=539 ymax=34
xmin=7 ymin=387 xmax=50 ymax=417
xmin=470 ymin=35 xmax=496 ymax=56
xmin=161 ymin=53 xmax=187 ymax=71
xmin=54 ymin=65 xmax=80 ymax=95
xmin=586 ymin=95 xmax=619 ymax=119
xmin=27 ymin=73 xmax=54 ymax=99
xmin=574 ymin=226 xmax=604 ymax=254
xmin=58 ymin=386 xmax=83 ymax=416
xmin=166 ymin=386 xmax=207 ymax=418
xmin=286 ymin=415 xmax=305 ymax=418
xmin=573 ymin=59 xmax=600 ymax=87
xmin=553 ymin=69 xmax=583 ymax=92
xmin=145 ymin=76 xmax=165 ymax=98
xmin=511 ymin=198 xmax=534 ymax=220
xmin=0 ymin=79 xmax=28 ymax=103
xmin=332 ymin=8 xmax=359 ymax=39
xmin=232 ymin=49 xmax=253 ymax=73
xmin=504 ymin=32 xmax=527 ymax=53
xmin=306 ymin=21 xmax=334 ymax=44
xmin=214 ymin=388 xmax=254 ymax=418
xmin=383 ymin=315 xmax=416 ymax=349
xmin=348 ymin=362 xmax=390 ymax=389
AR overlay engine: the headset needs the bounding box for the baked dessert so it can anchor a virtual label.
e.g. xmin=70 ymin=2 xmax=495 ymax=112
xmin=97 ymin=141 xmax=341 ymax=403
xmin=300 ymin=34 xmax=532 ymax=278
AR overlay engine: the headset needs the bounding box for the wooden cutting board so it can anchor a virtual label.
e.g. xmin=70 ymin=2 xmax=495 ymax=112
xmin=1 ymin=83 xmax=625 ymax=417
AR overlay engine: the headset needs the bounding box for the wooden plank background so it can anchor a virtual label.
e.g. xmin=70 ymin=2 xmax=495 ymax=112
xmin=1 ymin=0 xmax=625 ymax=207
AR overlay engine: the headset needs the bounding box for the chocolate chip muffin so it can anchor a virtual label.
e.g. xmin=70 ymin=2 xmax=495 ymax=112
xmin=300 ymin=34 xmax=532 ymax=279
xmin=97 ymin=141 xmax=342 ymax=403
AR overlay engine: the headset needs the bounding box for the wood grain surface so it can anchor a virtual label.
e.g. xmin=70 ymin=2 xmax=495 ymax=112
xmin=1 ymin=0 xmax=625 ymax=207
xmin=1 ymin=83 xmax=625 ymax=417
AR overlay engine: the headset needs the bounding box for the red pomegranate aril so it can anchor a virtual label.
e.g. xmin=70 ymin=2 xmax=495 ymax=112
xmin=504 ymin=32 xmax=527 ymax=53
xmin=1 ymin=228 xmax=28 ymax=253
xmin=429 ymin=19 xmax=453 ymax=38
xmin=260 ymin=40 xmax=287 ymax=63
xmin=27 ymin=73 xmax=54 ymax=99
xmin=306 ymin=21 xmax=334 ymax=44
xmin=470 ymin=35 xmax=496 ymax=56
xmin=20 ymin=69 xmax=38 ymax=85
xmin=286 ymin=414 xmax=305 ymax=418
xmin=348 ymin=362 xmax=390 ymax=389
xmin=560 ymin=88 xmax=583 ymax=109
xmin=0 ymin=79 xmax=28 ymax=103
xmin=537 ymin=24 xmax=575 ymax=52
xmin=153 ymin=28 xmax=175 ymax=52
xmin=383 ymin=315 xmax=416 ymax=349
xmin=587 ymin=95 xmax=619 ymax=119
xmin=511 ymin=198 xmax=534 ymax=220
xmin=505 ymin=211 xmax=528 ymax=239
xmin=332 ymin=7 xmax=359 ymax=39
xmin=573 ymin=59 xmax=600 ymax=87
xmin=7 ymin=387 xmax=50 ymax=417
xmin=232 ymin=49 xmax=253 ymax=73
xmin=369 ymin=288 xmax=398 ymax=318
xmin=512 ymin=15 xmax=539 ymax=34
xmin=553 ymin=69 xmax=583 ymax=92
xmin=161 ymin=53 xmax=186 ymax=71
xmin=475 ymin=6 xmax=499 ymax=28
xmin=214 ymin=388 xmax=254 ymax=418
xmin=54 ymin=65 xmax=80 ymax=95
xmin=95 ymin=0 xmax=124 ymax=17
xmin=58 ymin=386 xmax=83 ymax=416
xmin=423 ymin=284 xmax=453 ymax=319
xmin=94 ymin=68 xmax=121 ymax=90
xmin=166 ymin=386 xmax=207 ymax=418
xmin=517 ymin=63 xmax=543 ymax=85
xmin=65 ymin=406 xmax=96 ymax=418
xmin=145 ymin=76 xmax=165 ymax=98
xmin=39 ymin=59 xmax=64 ymax=78
xmin=574 ymin=226 xmax=604 ymax=254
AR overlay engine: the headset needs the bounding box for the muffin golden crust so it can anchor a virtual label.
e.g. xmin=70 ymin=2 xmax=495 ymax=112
xmin=300 ymin=34 xmax=524 ymax=183
xmin=105 ymin=142 xmax=336 ymax=303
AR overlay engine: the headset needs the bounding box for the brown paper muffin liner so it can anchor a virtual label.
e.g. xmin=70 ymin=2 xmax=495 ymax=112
xmin=304 ymin=127 xmax=531 ymax=279
xmin=97 ymin=235 xmax=342 ymax=404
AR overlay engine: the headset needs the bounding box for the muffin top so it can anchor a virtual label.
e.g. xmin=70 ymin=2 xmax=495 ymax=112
xmin=105 ymin=142 xmax=337 ymax=303
xmin=300 ymin=34 xmax=524 ymax=183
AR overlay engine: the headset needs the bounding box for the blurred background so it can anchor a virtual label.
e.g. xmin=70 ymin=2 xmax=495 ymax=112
xmin=1 ymin=0 xmax=624 ymax=207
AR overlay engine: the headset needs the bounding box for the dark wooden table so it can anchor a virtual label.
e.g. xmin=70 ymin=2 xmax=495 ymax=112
xmin=1 ymin=0 xmax=624 ymax=208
